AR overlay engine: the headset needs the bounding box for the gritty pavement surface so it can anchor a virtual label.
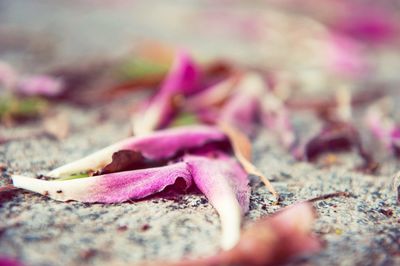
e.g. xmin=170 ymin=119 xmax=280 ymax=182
xmin=1 ymin=1 xmax=400 ymax=265
xmin=0 ymin=98 xmax=399 ymax=266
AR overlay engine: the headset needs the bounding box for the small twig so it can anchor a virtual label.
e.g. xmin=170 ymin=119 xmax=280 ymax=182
xmin=305 ymin=191 xmax=354 ymax=203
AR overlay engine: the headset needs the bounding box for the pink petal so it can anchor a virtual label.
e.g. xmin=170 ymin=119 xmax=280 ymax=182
xmin=218 ymin=73 xmax=265 ymax=136
xmin=13 ymin=162 xmax=192 ymax=203
xmin=333 ymin=4 xmax=398 ymax=44
xmin=132 ymin=50 xmax=199 ymax=135
xmin=0 ymin=61 xmax=18 ymax=89
xmin=365 ymin=102 xmax=400 ymax=157
xmin=0 ymin=257 xmax=24 ymax=266
xmin=49 ymin=125 xmax=227 ymax=177
xmin=123 ymin=126 xmax=226 ymax=160
xmin=160 ymin=50 xmax=200 ymax=96
xmin=158 ymin=203 xmax=321 ymax=266
xmin=260 ymin=95 xmax=295 ymax=149
xmin=184 ymin=76 xmax=239 ymax=111
xmin=220 ymin=92 xmax=260 ymax=136
xmin=326 ymin=33 xmax=367 ymax=77
xmin=17 ymin=75 xmax=65 ymax=97
xmin=183 ymin=153 xmax=249 ymax=249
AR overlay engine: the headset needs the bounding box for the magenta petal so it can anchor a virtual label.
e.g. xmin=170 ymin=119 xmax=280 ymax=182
xmin=13 ymin=162 xmax=192 ymax=203
xmin=88 ymin=163 xmax=192 ymax=203
xmin=132 ymin=50 xmax=199 ymax=135
xmin=122 ymin=125 xmax=226 ymax=160
xmin=160 ymin=50 xmax=200 ymax=96
xmin=49 ymin=126 xmax=226 ymax=178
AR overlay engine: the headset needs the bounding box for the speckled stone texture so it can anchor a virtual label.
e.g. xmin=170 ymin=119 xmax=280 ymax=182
xmin=0 ymin=97 xmax=399 ymax=266
xmin=1 ymin=1 xmax=400 ymax=265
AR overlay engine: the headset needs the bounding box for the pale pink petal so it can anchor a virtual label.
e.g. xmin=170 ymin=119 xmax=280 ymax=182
xmin=220 ymin=92 xmax=260 ymax=136
xmin=17 ymin=75 xmax=65 ymax=97
xmin=218 ymin=73 xmax=265 ymax=136
xmin=326 ymin=33 xmax=367 ymax=77
xmin=0 ymin=61 xmax=18 ymax=89
xmin=13 ymin=162 xmax=192 ymax=203
xmin=185 ymin=76 xmax=239 ymax=111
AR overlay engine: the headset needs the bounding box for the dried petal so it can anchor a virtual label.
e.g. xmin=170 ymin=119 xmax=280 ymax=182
xmin=48 ymin=126 xmax=226 ymax=178
xmin=184 ymin=154 xmax=249 ymax=249
xmin=302 ymin=121 xmax=377 ymax=172
xmin=13 ymin=162 xmax=192 ymax=203
xmin=132 ymin=50 xmax=199 ymax=135
xmin=305 ymin=122 xmax=360 ymax=161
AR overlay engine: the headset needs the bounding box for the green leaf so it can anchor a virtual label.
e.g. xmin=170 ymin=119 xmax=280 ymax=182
xmin=0 ymin=95 xmax=48 ymax=120
xmin=116 ymin=58 xmax=169 ymax=80
xmin=170 ymin=112 xmax=199 ymax=127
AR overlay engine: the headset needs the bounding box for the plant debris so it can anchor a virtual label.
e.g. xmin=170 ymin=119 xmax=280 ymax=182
xmin=305 ymin=191 xmax=354 ymax=203
xmin=11 ymin=125 xmax=276 ymax=250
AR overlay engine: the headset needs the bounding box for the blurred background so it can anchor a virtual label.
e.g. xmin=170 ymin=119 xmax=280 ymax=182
xmin=1 ymin=0 xmax=400 ymax=79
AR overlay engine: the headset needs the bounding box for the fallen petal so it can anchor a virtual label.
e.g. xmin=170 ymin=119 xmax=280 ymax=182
xmin=185 ymin=76 xmax=239 ymax=111
xmin=17 ymin=75 xmax=65 ymax=97
xmin=13 ymin=162 xmax=192 ymax=203
xmin=147 ymin=203 xmax=321 ymax=266
xmin=302 ymin=121 xmax=377 ymax=173
xmin=219 ymin=72 xmax=264 ymax=136
xmin=48 ymin=126 xmax=226 ymax=178
xmin=365 ymin=98 xmax=400 ymax=157
xmin=183 ymin=154 xmax=249 ymax=250
xmin=132 ymin=50 xmax=199 ymax=135
xmin=260 ymin=89 xmax=295 ymax=149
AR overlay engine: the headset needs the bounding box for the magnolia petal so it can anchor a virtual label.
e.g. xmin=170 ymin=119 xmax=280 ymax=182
xmin=48 ymin=126 xmax=226 ymax=178
xmin=132 ymin=50 xmax=199 ymax=135
xmin=183 ymin=154 xmax=249 ymax=250
xmin=13 ymin=162 xmax=192 ymax=203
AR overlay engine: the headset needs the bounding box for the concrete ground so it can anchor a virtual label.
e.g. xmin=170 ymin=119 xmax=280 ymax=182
xmin=0 ymin=1 xmax=399 ymax=265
